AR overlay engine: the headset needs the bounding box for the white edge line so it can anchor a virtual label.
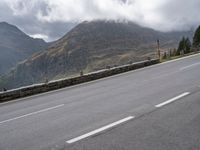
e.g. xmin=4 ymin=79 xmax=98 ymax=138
xmin=0 ymin=104 xmax=64 ymax=124
xmin=66 ymin=116 xmax=134 ymax=144
xmin=1 ymin=53 xmax=199 ymax=106
xmin=180 ymin=62 xmax=200 ymax=71
xmin=155 ymin=92 xmax=190 ymax=108
xmin=161 ymin=53 xmax=200 ymax=65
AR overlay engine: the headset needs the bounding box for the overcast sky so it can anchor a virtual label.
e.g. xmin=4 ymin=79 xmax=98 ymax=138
xmin=0 ymin=0 xmax=200 ymax=42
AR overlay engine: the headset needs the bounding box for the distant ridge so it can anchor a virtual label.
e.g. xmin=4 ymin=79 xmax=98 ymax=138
xmin=0 ymin=22 xmax=48 ymax=74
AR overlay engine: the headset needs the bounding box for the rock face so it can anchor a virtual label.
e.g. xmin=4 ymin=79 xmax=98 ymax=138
xmin=1 ymin=21 xmax=192 ymax=89
xmin=0 ymin=22 xmax=48 ymax=74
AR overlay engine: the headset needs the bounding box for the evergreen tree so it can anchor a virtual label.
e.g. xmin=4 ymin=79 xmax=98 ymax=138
xmin=176 ymin=37 xmax=191 ymax=55
xmin=176 ymin=37 xmax=185 ymax=55
xmin=169 ymin=49 xmax=173 ymax=57
xmin=193 ymin=25 xmax=200 ymax=48
xmin=162 ymin=52 xmax=167 ymax=59
xmin=173 ymin=48 xmax=177 ymax=56
xmin=185 ymin=38 xmax=191 ymax=54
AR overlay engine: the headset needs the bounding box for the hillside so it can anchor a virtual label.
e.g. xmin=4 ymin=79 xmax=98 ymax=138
xmin=0 ymin=22 xmax=48 ymax=74
xmin=0 ymin=21 xmax=193 ymax=89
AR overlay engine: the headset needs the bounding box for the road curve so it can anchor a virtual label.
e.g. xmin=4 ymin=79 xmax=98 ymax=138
xmin=0 ymin=54 xmax=200 ymax=150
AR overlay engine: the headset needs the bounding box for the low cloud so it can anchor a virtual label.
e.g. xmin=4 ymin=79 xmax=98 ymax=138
xmin=0 ymin=0 xmax=200 ymax=41
xmin=30 ymin=34 xmax=49 ymax=41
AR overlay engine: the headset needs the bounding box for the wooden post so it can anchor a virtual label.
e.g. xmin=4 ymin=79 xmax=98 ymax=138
xmin=157 ymin=39 xmax=161 ymax=61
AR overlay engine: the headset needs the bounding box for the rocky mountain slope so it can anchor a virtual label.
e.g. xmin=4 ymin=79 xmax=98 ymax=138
xmin=0 ymin=21 xmax=192 ymax=89
xmin=0 ymin=22 xmax=48 ymax=75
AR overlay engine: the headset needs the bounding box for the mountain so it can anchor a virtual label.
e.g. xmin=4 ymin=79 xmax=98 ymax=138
xmin=0 ymin=21 xmax=193 ymax=89
xmin=0 ymin=22 xmax=48 ymax=75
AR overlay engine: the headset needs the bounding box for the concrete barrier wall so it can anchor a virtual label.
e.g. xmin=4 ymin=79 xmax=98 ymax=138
xmin=0 ymin=59 xmax=159 ymax=102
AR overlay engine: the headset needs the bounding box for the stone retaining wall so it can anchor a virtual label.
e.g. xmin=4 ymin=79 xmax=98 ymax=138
xmin=0 ymin=59 xmax=159 ymax=102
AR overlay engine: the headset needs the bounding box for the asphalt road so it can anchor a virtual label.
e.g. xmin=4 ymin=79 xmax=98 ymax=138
xmin=0 ymin=54 xmax=200 ymax=150
xmin=66 ymin=86 xmax=200 ymax=150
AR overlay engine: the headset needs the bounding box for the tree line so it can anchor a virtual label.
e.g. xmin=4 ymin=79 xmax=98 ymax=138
xmin=163 ymin=25 xmax=200 ymax=59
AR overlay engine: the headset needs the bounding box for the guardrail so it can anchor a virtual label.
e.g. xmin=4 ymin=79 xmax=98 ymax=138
xmin=0 ymin=59 xmax=159 ymax=102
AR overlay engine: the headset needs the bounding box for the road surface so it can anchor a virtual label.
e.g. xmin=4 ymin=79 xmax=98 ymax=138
xmin=0 ymin=54 xmax=200 ymax=150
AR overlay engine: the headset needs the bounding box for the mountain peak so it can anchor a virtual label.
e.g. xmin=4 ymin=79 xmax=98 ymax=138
xmin=0 ymin=21 xmax=22 ymax=32
xmin=0 ymin=21 xmax=10 ymax=25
